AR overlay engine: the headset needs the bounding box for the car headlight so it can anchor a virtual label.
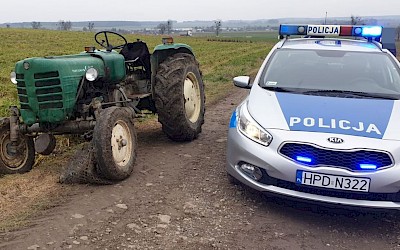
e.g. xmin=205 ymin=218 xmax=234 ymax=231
xmin=85 ymin=68 xmax=98 ymax=82
xmin=238 ymin=102 xmax=273 ymax=146
xmin=10 ymin=72 xmax=17 ymax=84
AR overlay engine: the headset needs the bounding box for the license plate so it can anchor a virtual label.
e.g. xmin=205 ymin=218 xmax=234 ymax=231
xmin=296 ymin=170 xmax=370 ymax=192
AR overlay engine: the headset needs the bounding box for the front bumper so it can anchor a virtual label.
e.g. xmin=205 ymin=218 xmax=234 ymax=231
xmin=227 ymin=126 xmax=400 ymax=210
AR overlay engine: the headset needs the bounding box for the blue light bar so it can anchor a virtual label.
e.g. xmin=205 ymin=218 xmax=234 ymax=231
xmin=279 ymin=24 xmax=383 ymax=38
xmin=359 ymin=164 xmax=377 ymax=170
xmin=279 ymin=25 xmax=307 ymax=36
xmin=296 ymin=156 xmax=312 ymax=163
xmin=361 ymin=26 xmax=383 ymax=37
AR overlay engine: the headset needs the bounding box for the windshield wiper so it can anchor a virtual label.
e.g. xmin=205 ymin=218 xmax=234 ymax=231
xmin=262 ymin=86 xmax=301 ymax=93
xmin=302 ymin=89 xmax=400 ymax=100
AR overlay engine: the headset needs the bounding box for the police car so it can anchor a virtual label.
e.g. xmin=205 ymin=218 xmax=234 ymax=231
xmin=227 ymin=24 xmax=400 ymax=209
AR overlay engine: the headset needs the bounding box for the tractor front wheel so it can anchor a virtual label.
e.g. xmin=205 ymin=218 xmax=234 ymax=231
xmin=93 ymin=107 xmax=137 ymax=181
xmin=0 ymin=118 xmax=35 ymax=175
xmin=154 ymin=53 xmax=205 ymax=141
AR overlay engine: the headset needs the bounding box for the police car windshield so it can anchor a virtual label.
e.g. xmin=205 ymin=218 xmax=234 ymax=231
xmin=260 ymin=49 xmax=400 ymax=98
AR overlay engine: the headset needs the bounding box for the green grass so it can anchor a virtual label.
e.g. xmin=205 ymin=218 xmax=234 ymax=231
xmin=194 ymin=31 xmax=279 ymax=42
xmin=0 ymin=28 xmax=272 ymax=116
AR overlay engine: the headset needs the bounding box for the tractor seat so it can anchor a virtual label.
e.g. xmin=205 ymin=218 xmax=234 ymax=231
xmin=120 ymin=41 xmax=151 ymax=77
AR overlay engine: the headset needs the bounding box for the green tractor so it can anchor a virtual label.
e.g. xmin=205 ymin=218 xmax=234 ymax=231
xmin=3 ymin=31 xmax=205 ymax=181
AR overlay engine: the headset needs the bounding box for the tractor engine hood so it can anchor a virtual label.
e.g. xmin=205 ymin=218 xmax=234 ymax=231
xmin=13 ymin=51 xmax=126 ymax=125
xmin=15 ymin=51 xmax=126 ymax=83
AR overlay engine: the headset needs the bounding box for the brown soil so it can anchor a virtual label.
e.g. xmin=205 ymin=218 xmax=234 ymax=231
xmin=1 ymin=88 xmax=400 ymax=250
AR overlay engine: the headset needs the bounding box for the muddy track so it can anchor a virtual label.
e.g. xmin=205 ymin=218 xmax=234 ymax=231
xmin=2 ymin=88 xmax=400 ymax=250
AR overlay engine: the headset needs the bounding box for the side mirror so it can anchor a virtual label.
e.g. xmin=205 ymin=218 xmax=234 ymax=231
xmin=233 ymin=76 xmax=252 ymax=89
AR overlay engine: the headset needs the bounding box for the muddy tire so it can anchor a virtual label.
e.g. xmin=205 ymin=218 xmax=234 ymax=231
xmin=93 ymin=107 xmax=137 ymax=181
xmin=0 ymin=118 xmax=35 ymax=175
xmin=154 ymin=53 xmax=205 ymax=141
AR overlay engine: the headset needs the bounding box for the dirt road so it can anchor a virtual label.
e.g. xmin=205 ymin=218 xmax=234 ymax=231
xmin=2 ymin=88 xmax=400 ymax=250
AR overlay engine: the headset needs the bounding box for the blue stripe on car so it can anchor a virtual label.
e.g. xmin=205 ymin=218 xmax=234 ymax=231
xmin=229 ymin=110 xmax=237 ymax=128
xmin=276 ymin=93 xmax=394 ymax=139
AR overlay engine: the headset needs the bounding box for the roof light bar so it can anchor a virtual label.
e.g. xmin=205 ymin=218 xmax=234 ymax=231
xmin=362 ymin=26 xmax=383 ymax=37
xmin=279 ymin=24 xmax=383 ymax=38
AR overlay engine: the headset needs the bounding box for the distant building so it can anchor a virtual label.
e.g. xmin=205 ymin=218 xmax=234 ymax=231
xmin=179 ymin=30 xmax=193 ymax=36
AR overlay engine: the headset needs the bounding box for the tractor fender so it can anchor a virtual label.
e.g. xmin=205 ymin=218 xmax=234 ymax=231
xmin=150 ymin=44 xmax=195 ymax=84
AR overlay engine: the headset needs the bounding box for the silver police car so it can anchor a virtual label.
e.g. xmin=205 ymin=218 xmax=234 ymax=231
xmin=227 ymin=24 xmax=400 ymax=209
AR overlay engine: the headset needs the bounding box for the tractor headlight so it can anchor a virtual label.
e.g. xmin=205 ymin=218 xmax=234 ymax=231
xmin=238 ymin=102 xmax=273 ymax=147
xmin=85 ymin=68 xmax=98 ymax=82
xmin=10 ymin=72 xmax=17 ymax=84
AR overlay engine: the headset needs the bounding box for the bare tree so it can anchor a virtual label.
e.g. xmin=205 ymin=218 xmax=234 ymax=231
xmin=397 ymin=25 xmax=400 ymax=41
xmin=31 ymin=21 xmax=41 ymax=29
xmin=214 ymin=20 xmax=222 ymax=37
xmin=58 ymin=20 xmax=72 ymax=31
xmin=350 ymin=15 xmax=363 ymax=25
xmin=167 ymin=20 xmax=173 ymax=34
xmin=6 ymin=24 xmax=10 ymax=28
xmin=157 ymin=23 xmax=167 ymax=35
xmin=88 ymin=22 xmax=95 ymax=32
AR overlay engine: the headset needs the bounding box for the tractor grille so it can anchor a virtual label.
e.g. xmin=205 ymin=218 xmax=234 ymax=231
xmin=36 ymin=87 xmax=62 ymax=95
xmin=17 ymin=71 xmax=63 ymax=110
xmin=17 ymin=88 xmax=27 ymax=95
xmin=35 ymin=79 xmax=61 ymax=87
xmin=279 ymin=142 xmax=393 ymax=171
xmin=16 ymin=78 xmax=28 ymax=109
xmin=34 ymin=71 xmax=59 ymax=79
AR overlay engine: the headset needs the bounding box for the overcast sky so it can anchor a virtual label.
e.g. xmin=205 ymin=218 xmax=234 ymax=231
xmin=1 ymin=0 xmax=399 ymax=23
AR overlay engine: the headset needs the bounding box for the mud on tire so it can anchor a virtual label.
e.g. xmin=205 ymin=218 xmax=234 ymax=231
xmin=154 ymin=53 xmax=205 ymax=141
xmin=0 ymin=118 xmax=35 ymax=175
xmin=93 ymin=107 xmax=137 ymax=181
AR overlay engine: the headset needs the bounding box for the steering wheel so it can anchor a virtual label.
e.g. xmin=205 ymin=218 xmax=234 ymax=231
xmin=94 ymin=31 xmax=128 ymax=51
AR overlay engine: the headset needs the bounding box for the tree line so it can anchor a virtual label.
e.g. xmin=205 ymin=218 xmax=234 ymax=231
xmin=13 ymin=18 xmax=400 ymax=40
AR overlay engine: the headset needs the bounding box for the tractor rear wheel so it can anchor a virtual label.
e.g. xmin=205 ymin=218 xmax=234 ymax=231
xmin=154 ymin=53 xmax=205 ymax=141
xmin=0 ymin=118 xmax=35 ymax=175
xmin=93 ymin=107 xmax=137 ymax=181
